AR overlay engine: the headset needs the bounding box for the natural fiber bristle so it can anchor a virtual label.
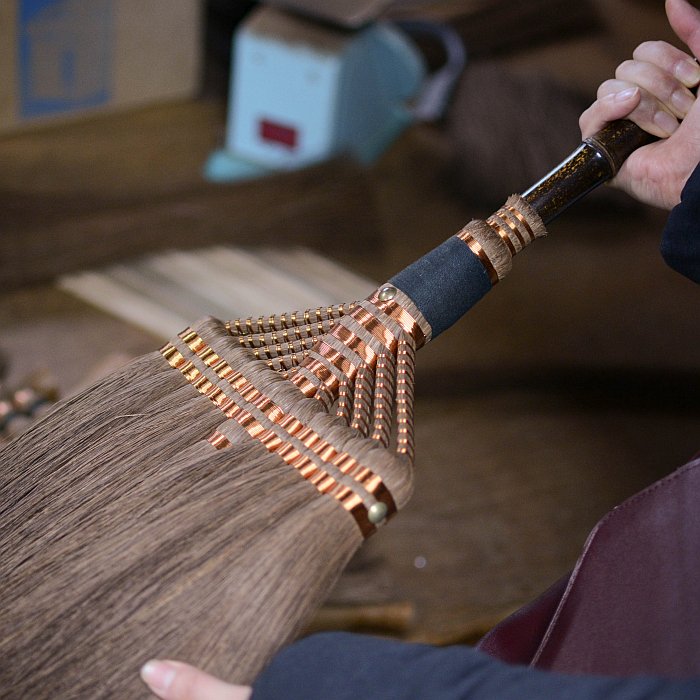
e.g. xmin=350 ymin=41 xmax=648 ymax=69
xmin=0 ymin=316 xmax=415 ymax=697
xmin=1 ymin=431 xmax=364 ymax=694
xmin=0 ymin=351 xmax=219 ymax=503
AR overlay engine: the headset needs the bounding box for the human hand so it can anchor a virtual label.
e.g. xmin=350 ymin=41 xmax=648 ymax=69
xmin=140 ymin=659 xmax=252 ymax=700
xmin=579 ymin=0 xmax=700 ymax=210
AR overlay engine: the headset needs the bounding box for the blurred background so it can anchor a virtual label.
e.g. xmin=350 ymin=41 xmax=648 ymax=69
xmin=1 ymin=0 xmax=698 ymax=645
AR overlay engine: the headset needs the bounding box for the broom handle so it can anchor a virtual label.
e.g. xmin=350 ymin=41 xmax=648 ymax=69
xmin=384 ymin=119 xmax=657 ymax=341
xmin=290 ymin=119 xmax=659 ymax=400
xmin=522 ymin=119 xmax=657 ymax=224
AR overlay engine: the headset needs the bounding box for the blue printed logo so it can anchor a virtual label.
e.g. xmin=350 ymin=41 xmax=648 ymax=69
xmin=18 ymin=0 xmax=112 ymax=119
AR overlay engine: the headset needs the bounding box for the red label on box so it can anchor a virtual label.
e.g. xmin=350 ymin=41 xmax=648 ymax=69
xmin=259 ymin=119 xmax=297 ymax=149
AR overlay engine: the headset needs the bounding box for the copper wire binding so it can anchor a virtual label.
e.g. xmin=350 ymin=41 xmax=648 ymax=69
xmin=162 ymin=196 xmax=542 ymax=534
xmin=223 ymin=297 xmax=420 ymax=463
xmin=162 ymin=322 xmax=400 ymax=538
xmin=225 ymin=303 xmax=358 ymax=373
xmin=158 ymin=293 xmax=423 ymax=537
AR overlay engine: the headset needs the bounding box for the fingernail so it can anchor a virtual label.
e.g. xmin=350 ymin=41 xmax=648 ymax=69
xmin=140 ymin=660 xmax=175 ymax=694
xmin=674 ymin=58 xmax=700 ymax=87
xmin=653 ymin=109 xmax=679 ymax=135
xmin=612 ymin=87 xmax=640 ymax=102
xmin=671 ymin=87 xmax=695 ymax=116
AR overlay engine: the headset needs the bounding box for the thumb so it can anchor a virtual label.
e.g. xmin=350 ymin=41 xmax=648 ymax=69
xmin=675 ymin=80 xmax=700 ymax=141
xmin=666 ymin=0 xmax=700 ymax=60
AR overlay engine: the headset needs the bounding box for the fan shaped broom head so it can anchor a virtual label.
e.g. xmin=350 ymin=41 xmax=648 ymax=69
xmin=0 ymin=191 xmax=553 ymax=697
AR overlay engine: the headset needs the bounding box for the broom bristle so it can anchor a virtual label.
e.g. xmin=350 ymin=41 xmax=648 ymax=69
xmin=0 ymin=320 xmax=415 ymax=697
xmin=1 ymin=437 xmax=368 ymax=695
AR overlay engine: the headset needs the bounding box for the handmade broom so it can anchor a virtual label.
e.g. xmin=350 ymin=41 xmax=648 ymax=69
xmin=0 ymin=120 xmax=653 ymax=698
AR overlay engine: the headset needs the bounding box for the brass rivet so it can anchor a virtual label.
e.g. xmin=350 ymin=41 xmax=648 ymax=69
xmin=378 ymin=285 xmax=397 ymax=302
xmin=368 ymin=502 xmax=388 ymax=524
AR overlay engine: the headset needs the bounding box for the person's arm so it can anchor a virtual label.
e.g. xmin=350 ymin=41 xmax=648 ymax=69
xmin=251 ymin=632 xmax=700 ymax=700
xmin=660 ymin=161 xmax=700 ymax=282
xmin=138 ymin=634 xmax=700 ymax=700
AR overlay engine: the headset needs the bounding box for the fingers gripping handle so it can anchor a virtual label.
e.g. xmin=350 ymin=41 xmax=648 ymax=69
xmin=524 ymin=120 xmax=656 ymax=224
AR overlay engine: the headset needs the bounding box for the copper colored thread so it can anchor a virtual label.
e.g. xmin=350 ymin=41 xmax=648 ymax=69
xmin=291 ymin=361 xmax=335 ymax=397
xmin=350 ymin=364 xmax=374 ymax=437
xmin=395 ymin=337 xmax=416 ymax=461
xmin=161 ymin=328 xmax=394 ymax=537
xmin=456 ymin=234 xmax=499 ymax=285
xmin=291 ymin=294 xmax=423 ymax=403
xmin=348 ymin=306 xmax=399 ymax=353
xmin=371 ymin=353 xmax=395 ymax=448
xmin=330 ymin=326 xmax=378 ymax=370
xmin=366 ymin=293 xmax=426 ymax=349
xmin=335 ymin=380 xmax=353 ymax=425
xmin=506 ymin=205 xmax=536 ymax=243
xmin=497 ymin=210 xmax=527 ymax=247
xmin=486 ymin=215 xmax=518 ymax=254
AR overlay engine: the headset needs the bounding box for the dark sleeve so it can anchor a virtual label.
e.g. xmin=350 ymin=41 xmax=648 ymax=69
xmin=252 ymin=632 xmax=700 ymax=700
xmin=660 ymin=163 xmax=700 ymax=284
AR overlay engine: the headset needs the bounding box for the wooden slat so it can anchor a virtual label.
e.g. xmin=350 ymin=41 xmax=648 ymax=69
xmin=58 ymin=246 xmax=377 ymax=339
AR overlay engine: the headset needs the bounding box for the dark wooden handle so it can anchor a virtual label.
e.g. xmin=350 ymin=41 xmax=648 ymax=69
xmin=523 ymin=120 xmax=657 ymax=224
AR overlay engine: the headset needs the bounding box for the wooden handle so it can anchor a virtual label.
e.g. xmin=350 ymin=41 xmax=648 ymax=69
xmin=523 ymin=120 xmax=657 ymax=224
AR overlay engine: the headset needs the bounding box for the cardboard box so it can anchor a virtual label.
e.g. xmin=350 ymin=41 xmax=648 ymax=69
xmin=0 ymin=0 xmax=202 ymax=133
